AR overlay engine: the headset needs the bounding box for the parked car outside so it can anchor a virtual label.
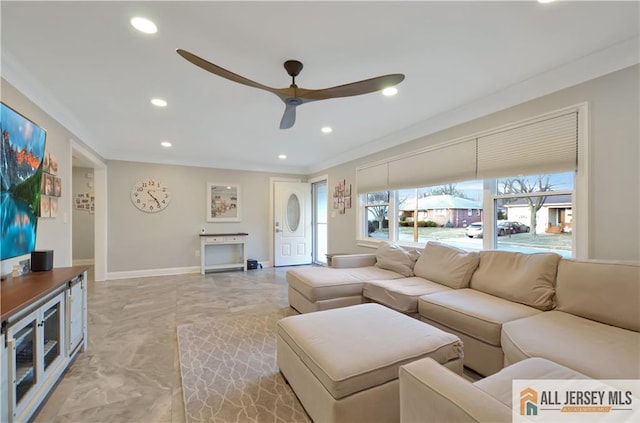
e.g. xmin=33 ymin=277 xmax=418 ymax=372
xmin=497 ymin=220 xmax=514 ymax=236
xmin=465 ymin=222 xmax=483 ymax=238
xmin=509 ymin=221 xmax=530 ymax=233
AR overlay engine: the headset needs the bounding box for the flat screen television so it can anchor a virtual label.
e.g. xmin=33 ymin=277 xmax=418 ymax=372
xmin=1 ymin=102 xmax=47 ymax=261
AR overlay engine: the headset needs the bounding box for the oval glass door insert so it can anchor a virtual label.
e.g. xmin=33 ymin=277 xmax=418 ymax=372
xmin=287 ymin=194 xmax=301 ymax=232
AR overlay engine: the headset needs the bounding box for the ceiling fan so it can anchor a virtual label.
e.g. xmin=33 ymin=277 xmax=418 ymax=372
xmin=176 ymin=49 xmax=405 ymax=129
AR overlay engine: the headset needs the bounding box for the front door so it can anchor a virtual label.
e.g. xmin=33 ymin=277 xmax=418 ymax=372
xmin=274 ymin=181 xmax=311 ymax=266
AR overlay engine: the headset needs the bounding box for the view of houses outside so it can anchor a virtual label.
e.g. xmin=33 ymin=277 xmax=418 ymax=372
xmin=366 ymin=172 xmax=574 ymax=256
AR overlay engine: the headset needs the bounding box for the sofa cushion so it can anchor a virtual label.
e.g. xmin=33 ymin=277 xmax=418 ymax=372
xmin=277 ymin=303 xmax=463 ymax=399
xmin=363 ymin=277 xmax=451 ymax=313
xmin=374 ymin=242 xmax=420 ymax=277
xmin=470 ymin=251 xmax=561 ymax=310
xmin=287 ymin=266 xmax=405 ymax=302
xmin=418 ymin=289 xmax=541 ymax=346
xmin=555 ymin=259 xmax=640 ymax=332
xmin=501 ymin=310 xmax=640 ymax=379
xmin=413 ymin=242 xmax=480 ymax=289
xmin=474 ymin=357 xmax=588 ymax=408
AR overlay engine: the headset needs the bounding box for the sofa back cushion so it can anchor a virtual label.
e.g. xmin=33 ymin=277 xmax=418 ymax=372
xmin=470 ymin=251 xmax=561 ymax=310
xmin=413 ymin=242 xmax=480 ymax=289
xmin=375 ymin=242 xmax=420 ymax=277
xmin=555 ymin=259 xmax=640 ymax=332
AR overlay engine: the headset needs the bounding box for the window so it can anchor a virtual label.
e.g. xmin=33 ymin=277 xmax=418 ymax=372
xmin=384 ymin=180 xmax=484 ymax=247
xmin=364 ymin=191 xmax=390 ymax=240
xmin=361 ymin=172 xmax=573 ymax=256
xmin=493 ymin=172 xmax=574 ymax=257
xmin=356 ymin=105 xmax=585 ymax=257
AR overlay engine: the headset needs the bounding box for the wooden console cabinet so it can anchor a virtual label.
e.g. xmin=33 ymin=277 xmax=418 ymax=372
xmin=1 ymin=267 xmax=88 ymax=423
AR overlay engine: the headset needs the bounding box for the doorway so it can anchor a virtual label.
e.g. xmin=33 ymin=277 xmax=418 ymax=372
xmin=273 ymin=181 xmax=311 ymax=266
xmin=311 ymin=177 xmax=328 ymax=265
xmin=71 ymin=140 xmax=107 ymax=281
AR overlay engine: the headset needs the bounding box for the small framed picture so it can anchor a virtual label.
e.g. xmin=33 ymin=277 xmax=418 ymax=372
xmin=49 ymin=153 xmax=58 ymax=175
xmin=40 ymin=196 xmax=50 ymax=217
xmin=53 ymin=176 xmax=62 ymax=197
xmin=345 ymin=196 xmax=351 ymax=209
xmin=49 ymin=197 xmax=59 ymax=218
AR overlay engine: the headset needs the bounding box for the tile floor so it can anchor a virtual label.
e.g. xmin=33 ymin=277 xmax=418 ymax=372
xmin=34 ymin=267 xmax=295 ymax=423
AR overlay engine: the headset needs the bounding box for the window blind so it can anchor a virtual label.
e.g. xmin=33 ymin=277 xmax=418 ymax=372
xmin=356 ymin=162 xmax=388 ymax=193
xmin=387 ymin=139 xmax=477 ymax=190
xmin=476 ymin=112 xmax=578 ymax=179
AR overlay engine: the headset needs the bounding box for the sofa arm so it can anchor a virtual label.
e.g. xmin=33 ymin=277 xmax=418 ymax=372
xmin=400 ymin=358 xmax=512 ymax=423
xmin=331 ymin=253 xmax=377 ymax=268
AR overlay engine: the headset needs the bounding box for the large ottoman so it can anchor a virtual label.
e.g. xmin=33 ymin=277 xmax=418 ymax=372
xmin=276 ymin=303 xmax=464 ymax=423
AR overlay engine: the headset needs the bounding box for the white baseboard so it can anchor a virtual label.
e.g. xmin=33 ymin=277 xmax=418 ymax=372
xmin=107 ymin=266 xmax=200 ymax=280
xmin=73 ymin=258 xmax=95 ymax=266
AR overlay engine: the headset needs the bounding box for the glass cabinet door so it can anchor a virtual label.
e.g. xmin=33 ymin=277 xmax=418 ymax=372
xmin=42 ymin=300 xmax=62 ymax=372
xmin=11 ymin=316 xmax=37 ymax=408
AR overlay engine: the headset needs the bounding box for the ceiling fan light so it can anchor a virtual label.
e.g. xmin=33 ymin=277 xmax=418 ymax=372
xmin=131 ymin=17 xmax=157 ymax=34
xmin=321 ymin=127 xmax=333 ymax=134
xmin=382 ymin=87 xmax=398 ymax=97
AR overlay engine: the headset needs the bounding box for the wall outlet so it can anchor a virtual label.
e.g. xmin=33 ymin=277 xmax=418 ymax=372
xmin=195 ymin=250 xmax=200 ymax=257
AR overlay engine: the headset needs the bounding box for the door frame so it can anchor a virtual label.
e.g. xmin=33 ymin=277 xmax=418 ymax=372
xmin=269 ymin=176 xmax=302 ymax=267
xmin=71 ymin=139 xmax=107 ymax=281
xmin=309 ymin=174 xmax=329 ymax=264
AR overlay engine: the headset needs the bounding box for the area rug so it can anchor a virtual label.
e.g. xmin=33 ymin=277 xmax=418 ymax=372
xmin=177 ymin=308 xmax=311 ymax=423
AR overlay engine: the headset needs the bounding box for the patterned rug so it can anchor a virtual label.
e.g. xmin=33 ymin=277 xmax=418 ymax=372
xmin=177 ymin=309 xmax=311 ymax=423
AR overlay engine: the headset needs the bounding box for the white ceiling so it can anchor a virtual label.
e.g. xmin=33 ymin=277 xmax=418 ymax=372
xmin=2 ymin=1 xmax=639 ymax=174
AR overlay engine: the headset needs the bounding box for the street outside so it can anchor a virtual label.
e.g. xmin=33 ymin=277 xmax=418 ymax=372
xmin=371 ymin=227 xmax=572 ymax=257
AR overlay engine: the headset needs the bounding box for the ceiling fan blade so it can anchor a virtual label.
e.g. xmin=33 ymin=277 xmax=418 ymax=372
xmin=177 ymin=49 xmax=284 ymax=96
xmin=280 ymin=103 xmax=297 ymax=129
xmin=296 ymin=73 xmax=405 ymax=101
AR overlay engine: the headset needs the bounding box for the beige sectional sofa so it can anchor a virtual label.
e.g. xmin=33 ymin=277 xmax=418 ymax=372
xmin=286 ymin=242 xmax=640 ymax=379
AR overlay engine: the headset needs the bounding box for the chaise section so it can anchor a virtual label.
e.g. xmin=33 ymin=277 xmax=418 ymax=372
xmin=418 ymin=289 xmax=541 ymax=376
xmin=287 ymin=265 xmax=406 ymax=313
xmin=502 ymin=310 xmax=640 ymax=379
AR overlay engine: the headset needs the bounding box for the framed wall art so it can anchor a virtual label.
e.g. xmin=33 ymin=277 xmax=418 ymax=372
xmin=207 ymin=183 xmax=241 ymax=222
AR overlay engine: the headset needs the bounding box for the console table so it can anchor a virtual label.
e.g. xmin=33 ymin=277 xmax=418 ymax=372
xmin=200 ymin=233 xmax=248 ymax=274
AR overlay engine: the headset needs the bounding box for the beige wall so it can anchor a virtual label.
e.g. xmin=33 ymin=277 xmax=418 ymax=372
xmin=1 ymin=79 xmax=101 ymax=274
xmin=107 ymin=160 xmax=298 ymax=273
xmin=314 ymin=65 xmax=640 ymax=262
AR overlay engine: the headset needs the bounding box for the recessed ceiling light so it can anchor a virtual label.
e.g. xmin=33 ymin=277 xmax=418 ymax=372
xmin=382 ymin=87 xmax=398 ymax=97
xmin=151 ymin=98 xmax=167 ymax=107
xmin=321 ymin=127 xmax=333 ymax=134
xmin=537 ymin=0 xmax=556 ymax=3
xmin=278 ymin=154 xmax=287 ymax=160
xmin=161 ymin=141 xmax=172 ymax=148
xmin=131 ymin=17 xmax=157 ymax=34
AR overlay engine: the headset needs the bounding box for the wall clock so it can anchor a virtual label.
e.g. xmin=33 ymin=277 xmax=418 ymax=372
xmin=131 ymin=178 xmax=171 ymax=212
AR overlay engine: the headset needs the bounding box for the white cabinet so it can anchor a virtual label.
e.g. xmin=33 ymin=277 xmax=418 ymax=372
xmin=5 ymin=291 xmax=65 ymax=422
xmin=66 ymin=275 xmax=86 ymax=355
xmin=200 ymin=233 xmax=248 ymax=274
xmin=1 ymin=267 xmax=88 ymax=423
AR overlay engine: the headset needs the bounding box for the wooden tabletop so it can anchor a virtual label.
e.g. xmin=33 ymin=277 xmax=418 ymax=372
xmin=199 ymin=233 xmax=248 ymax=236
xmin=1 ymin=266 xmax=89 ymax=322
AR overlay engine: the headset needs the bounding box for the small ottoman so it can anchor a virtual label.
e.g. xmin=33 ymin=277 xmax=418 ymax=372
xmin=277 ymin=303 xmax=464 ymax=423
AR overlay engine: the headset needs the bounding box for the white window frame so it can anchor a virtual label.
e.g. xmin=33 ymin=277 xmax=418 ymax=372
xmin=356 ymin=103 xmax=589 ymax=259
